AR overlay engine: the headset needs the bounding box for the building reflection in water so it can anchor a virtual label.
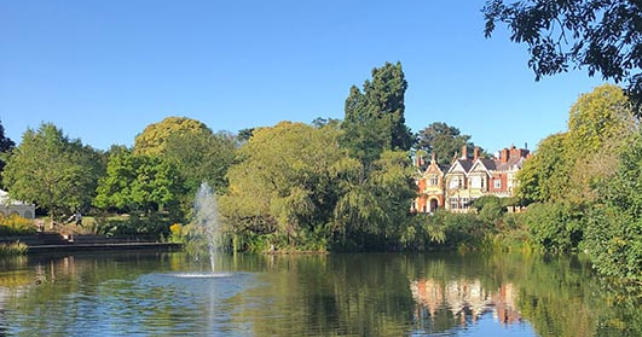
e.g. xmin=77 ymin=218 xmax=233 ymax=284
xmin=410 ymin=278 xmax=521 ymax=330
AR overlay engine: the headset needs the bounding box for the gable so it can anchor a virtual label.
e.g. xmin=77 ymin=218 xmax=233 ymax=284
xmin=470 ymin=160 xmax=491 ymax=175
xmin=425 ymin=162 xmax=444 ymax=175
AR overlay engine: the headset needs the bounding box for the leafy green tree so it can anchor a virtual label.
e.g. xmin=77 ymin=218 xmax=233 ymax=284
xmin=415 ymin=122 xmax=482 ymax=163
xmin=133 ymin=116 xmax=213 ymax=156
xmin=162 ymin=130 xmax=236 ymax=195
xmin=95 ymin=152 xmax=185 ymax=215
xmin=516 ymin=133 xmax=569 ymax=203
xmin=236 ymin=128 xmax=255 ymax=143
xmin=0 ymin=119 xmax=15 ymax=154
xmin=341 ymin=62 xmax=412 ymax=164
xmin=524 ymin=202 xmax=584 ymax=252
xmin=333 ymin=150 xmax=416 ymax=250
xmin=2 ymin=123 xmax=104 ymax=220
xmin=220 ymin=122 xmax=350 ymax=250
xmin=0 ymin=119 xmax=16 ymax=188
xmin=564 ymin=84 xmax=636 ymax=202
xmin=584 ymin=133 xmax=642 ymax=282
xmin=483 ymin=0 xmax=642 ymax=108
xmin=517 ymin=84 xmax=636 ymax=205
xmin=311 ymin=117 xmax=341 ymax=129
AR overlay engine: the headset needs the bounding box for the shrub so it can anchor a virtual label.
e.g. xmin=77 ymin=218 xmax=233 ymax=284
xmin=0 ymin=215 xmax=36 ymax=236
xmin=523 ymin=202 xmax=583 ymax=252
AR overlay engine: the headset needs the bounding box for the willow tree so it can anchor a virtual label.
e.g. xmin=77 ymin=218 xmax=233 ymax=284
xmin=333 ymin=150 xmax=416 ymax=250
xmin=220 ymin=121 xmax=350 ymax=250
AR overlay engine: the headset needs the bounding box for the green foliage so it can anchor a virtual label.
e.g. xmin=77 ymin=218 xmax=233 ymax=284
xmin=483 ymin=0 xmax=642 ymax=109
xmin=95 ymin=151 xmax=185 ymax=216
xmin=0 ymin=119 xmax=15 ymax=153
xmin=92 ymin=213 xmax=170 ymax=236
xmin=341 ymin=62 xmax=412 ymax=164
xmin=133 ymin=116 xmax=213 ymax=156
xmin=0 ymin=118 xmax=15 ymax=188
xmin=236 ymin=128 xmax=255 ymax=143
xmin=221 ymin=121 xmax=349 ymax=250
xmin=401 ymin=210 xmax=491 ymax=251
xmin=333 ymin=150 xmax=416 ymax=250
xmin=583 ymin=133 xmax=642 ymax=282
xmin=311 ymin=117 xmax=341 ymax=129
xmin=415 ymin=122 xmax=481 ymax=163
xmin=515 ymin=85 xmax=637 ymax=260
xmin=472 ymin=195 xmax=505 ymax=224
xmin=0 ymin=214 xmax=36 ymax=236
xmin=524 ymin=202 xmax=583 ymax=252
xmin=567 ymin=84 xmax=635 ymax=152
xmin=2 ymin=123 xmax=105 ymax=219
xmin=516 ymin=133 xmax=570 ymax=203
xmin=162 ymin=130 xmax=236 ymax=195
xmin=517 ymin=85 xmax=635 ymax=206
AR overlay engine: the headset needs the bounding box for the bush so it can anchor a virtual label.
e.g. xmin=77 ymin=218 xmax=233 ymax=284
xmin=581 ymin=135 xmax=642 ymax=282
xmin=583 ymin=208 xmax=642 ymax=282
xmin=407 ymin=210 xmax=490 ymax=251
xmin=523 ymin=202 xmax=583 ymax=252
xmin=0 ymin=214 xmax=36 ymax=236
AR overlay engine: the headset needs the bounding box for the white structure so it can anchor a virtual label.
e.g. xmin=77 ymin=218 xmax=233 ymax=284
xmin=0 ymin=189 xmax=35 ymax=219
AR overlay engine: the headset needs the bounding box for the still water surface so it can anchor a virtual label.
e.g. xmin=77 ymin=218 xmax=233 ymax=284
xmin=0 ymin=251 xmax=639 ymax=336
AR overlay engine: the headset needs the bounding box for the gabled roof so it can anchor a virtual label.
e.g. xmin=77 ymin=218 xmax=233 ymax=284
xmin=495 ymin=157 xmax=527 ymax=171
xmin=469 ymin=158 xmax=497 ymax=175
xmin=447 ymin=159 xmax=473 ymax=175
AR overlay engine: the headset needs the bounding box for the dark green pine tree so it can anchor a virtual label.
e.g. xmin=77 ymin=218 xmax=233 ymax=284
xmin=341 ymin=62 xmax=412 ymax=165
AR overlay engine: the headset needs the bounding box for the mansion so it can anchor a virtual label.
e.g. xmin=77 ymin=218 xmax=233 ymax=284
xmin=413 ymin=145 xmax=530 ymax=213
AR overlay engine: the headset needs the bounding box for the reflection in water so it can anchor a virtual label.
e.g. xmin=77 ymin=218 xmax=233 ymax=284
xmin=0 ymin=251 xmax=639 ymax=336
xmin=411 ymin=278 xmax=521 ymax=330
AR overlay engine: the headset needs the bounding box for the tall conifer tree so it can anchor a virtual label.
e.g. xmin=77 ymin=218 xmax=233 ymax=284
xmin=341 ymin=62 xmax=412 ymax=165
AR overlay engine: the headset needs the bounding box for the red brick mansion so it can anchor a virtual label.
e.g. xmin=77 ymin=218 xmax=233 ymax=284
xmin=413 ymin=145 xmax=531 ymax=213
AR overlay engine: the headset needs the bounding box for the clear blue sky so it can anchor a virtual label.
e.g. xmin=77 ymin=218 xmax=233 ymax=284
xmin=0 ymin=0 xmax=606 ymax=153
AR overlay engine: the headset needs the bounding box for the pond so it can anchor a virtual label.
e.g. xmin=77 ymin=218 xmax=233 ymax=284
xmin=0 ymin=250 xmax=639 ymax=336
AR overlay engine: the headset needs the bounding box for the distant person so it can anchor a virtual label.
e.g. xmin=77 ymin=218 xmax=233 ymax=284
xmin=75 ymin=211 xmax=82 ymax=226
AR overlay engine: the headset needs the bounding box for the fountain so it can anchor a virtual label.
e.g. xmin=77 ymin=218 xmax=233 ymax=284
xmin=193 ymin=181 xmax=219 ymax=272
xmin=174 ymin=182 xmax=231 ymax=278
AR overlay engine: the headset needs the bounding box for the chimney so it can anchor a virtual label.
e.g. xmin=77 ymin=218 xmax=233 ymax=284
xmin=431 ymin=152 xmax=437 ymax=163
xmin=415 ymin=155 xmax=422 ymax=168
xmin=473 ymin=147 xmax=480 ymax=161
xmin=501 ymin=148 xmax=509 ymax=164
xmin=461 ymin=145 xmax=468 ymax=160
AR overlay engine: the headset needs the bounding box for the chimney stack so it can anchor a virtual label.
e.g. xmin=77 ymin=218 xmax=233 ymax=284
xmin=431 ymin=152 xmax=437 ymax=163
xmin=473 ymin=147 xmax=480 ymax=161
xmin=461 ymin=145 xmax=468 ymax=160
xmin=501 ymin=148 xmax=509 ymax=164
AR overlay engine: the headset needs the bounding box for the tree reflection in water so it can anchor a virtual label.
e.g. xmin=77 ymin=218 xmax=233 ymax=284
xmin=0 ymin=251 xmax=639 ymax=336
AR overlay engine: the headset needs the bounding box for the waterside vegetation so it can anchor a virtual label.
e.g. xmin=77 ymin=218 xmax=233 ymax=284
xmin=0 ymin=65 xmax=641 ymax=283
